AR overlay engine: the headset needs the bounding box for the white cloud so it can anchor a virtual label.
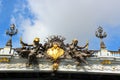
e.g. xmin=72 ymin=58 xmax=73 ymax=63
xmin=20 ymin=19 xmax=52 ymax=43
xmin=12 ymin=0 xmax=120 ymax=50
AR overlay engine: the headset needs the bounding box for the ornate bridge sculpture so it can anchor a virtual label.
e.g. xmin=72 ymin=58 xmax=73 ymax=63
xmin=16 ymin=35 xmax=92 ymax=71
xmin=46 ymin=35 xmax=65 ymax=71
xmin=1 ymin=25 xmax=120 ymax=74
xmin=6 ymin=24 xmax=18 ymax=48
xmin=0 ymin=24 xmax=17 ymax=63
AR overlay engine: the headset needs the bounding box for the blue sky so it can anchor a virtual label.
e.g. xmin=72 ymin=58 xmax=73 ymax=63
xmin=0 ymin=0 xmax=120 ymax=51
xmin=0 ymin=0 xmax=19 ymax=47
xmin=0 ymin=0 xmax=31 ymax=47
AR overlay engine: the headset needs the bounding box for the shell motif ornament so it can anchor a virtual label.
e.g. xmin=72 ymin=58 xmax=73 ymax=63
xmin=47 ymin=44 xmax=64 ymax=61
xmin=47 ymin=43 xmax=64 ymax=70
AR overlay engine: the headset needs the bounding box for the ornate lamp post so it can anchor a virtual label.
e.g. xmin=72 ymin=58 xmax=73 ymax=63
xmin=95 ymin=26 xmax=107 ymax=55
xmin=6 ymin=24 xmax=18 ymax=48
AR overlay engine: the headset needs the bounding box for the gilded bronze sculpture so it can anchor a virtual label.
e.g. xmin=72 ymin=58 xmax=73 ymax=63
xmin=66 ymin=39 xmax=91 ymax=65
xmin=20 ymin=37 xmax=44 ymax=67
xmin=47 ymin=43 xmax=64 ymax=70
xmin=1 ymin=24 xmax=120 ymax=77
xmin=45 ymin=35 xmax=65 ymax=70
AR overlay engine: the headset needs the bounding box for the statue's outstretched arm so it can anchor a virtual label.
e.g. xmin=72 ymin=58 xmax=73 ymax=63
xmin=39 ymin=43 xmax=45 ymax=51
xmin=77 ymin=41 xmax=89 ymax=49
xmin=20 ymin=37 xmax=29 ymax=46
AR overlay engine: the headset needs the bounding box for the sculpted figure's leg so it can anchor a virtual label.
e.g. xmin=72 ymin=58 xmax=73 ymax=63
xmin=81 ymin=53 xmax=88 ymax=57
xmin=27 ymin=53 xmax=33 ymax=66
xmin=20 ymin=50 xmax=30 ymax=58
xmin=33 ymin=54 xmax=38 ymax=65
xmin=77 ymin=54 xmax=88 ymax=64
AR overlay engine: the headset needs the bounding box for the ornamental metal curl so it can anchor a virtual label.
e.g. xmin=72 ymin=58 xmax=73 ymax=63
xmin=6 ymin=24 xmax=18 ymax=37
xmin=95 ymin=26 xmax=107 ymax=39
xmin=6 ymin=24 xmax=18 ymax=47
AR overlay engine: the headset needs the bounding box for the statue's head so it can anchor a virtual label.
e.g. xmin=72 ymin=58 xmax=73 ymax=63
xmin=33 ymin=37 xmax=40 ymax=44
xmin=72 ymin=39 xmax=78 ymax=45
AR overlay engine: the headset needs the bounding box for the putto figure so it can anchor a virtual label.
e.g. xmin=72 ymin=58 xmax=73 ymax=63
xmin=66 ymin=39 xmax=91 ymax=66
xmin=20 ymin=37 xmax=44 ymax=67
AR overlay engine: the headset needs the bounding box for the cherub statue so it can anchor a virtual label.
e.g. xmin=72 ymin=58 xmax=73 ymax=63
xmin=66 ymin=39 xmax=91 ymax=65
xmin=20 ymin=37 xmax=44 ymax=67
